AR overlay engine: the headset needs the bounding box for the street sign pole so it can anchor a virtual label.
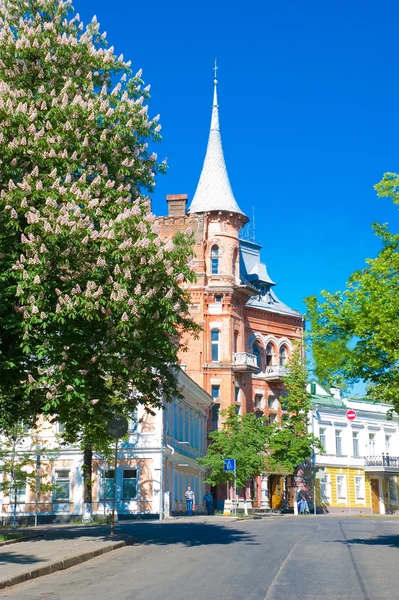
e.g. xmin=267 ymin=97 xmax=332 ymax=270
xmin=233 ymin=461 xmax=237 ymax=516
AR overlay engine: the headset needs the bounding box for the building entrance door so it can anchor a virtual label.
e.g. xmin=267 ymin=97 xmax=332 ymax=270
xmin=371 ymin=478 xmax=380 ymax=514
xmin=270 ymin=475 xmax=283 ymax=510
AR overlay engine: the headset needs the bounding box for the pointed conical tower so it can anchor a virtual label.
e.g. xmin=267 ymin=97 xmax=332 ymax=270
xmin=189 ymin=62 xmax=248 ymax=289
xmin=189 ymin=64 xmax=247 ymax=220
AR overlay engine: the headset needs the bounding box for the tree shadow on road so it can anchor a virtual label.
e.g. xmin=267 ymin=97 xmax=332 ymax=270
xmin=0 ymin=551 xmax=44 ymax=565
xmin=121 ymin=521 xmax=259 ymax=547
xmin=335 ymin=535 xmax=399 ymax=549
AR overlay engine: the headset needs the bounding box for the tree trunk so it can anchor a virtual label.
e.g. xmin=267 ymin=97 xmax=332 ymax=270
xmin=82 ymin=444 xmax=93 ymax=522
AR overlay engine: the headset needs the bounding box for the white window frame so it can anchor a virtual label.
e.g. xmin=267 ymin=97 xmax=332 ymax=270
xmin=122 ymin=468 xmax=138 ymax=500
xmin=320 ymin=473 xmax=331 ymax=503
xmin=335 ymin=430 xmax=342 ymax=455
xmin=352 ymin=431 xmax=359 ymax=457
xmin=100 ymin=469 xmax=115 ymax=500
xmin=369 ymin=433 xmax=376 ymax=456
xmin=319 ymin=428 xmax=326 ymax=452
xmin=53 ymin=469 xmax=70 ymax=502
xmin=336 ymin=474 xmax=347 ymax=502
xmin=354 ymin=475 xmax=365 ymax=503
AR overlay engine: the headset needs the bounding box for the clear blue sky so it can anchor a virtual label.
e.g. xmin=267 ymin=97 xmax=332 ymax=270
xmin=78 ymin=0 xmax=399 ymax=318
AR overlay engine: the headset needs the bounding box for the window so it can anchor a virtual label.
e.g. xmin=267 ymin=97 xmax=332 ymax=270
xmin=268 ymin=414 xmax=278 ymax=425
xmin=211 ymin=329 xmax=220 ymax=362
xmin=279 ymin=345 xmax=288 ymax=367
xmin=12 ymin=480 xmax=27 ymax=503
xmin=336 ymin=474 xmax=347 ymax=501
xmin=254 ymin=394 xmax=263 ymax=410
xmin=369 ymin=433 xmax=376 ymax=456
xmin=389 ymin=477 xmax=398 ymax=505
xmin=210 ymin=404 xmax=219 ymax=431
xmin=319 ymin=428 xmax=326 ymax=452
xmin=122 ymin=469 xmax=137 ymax=499
xmin=129 ymin=408 xmax=139 ymax=432
xmin=252 ymin=343 xmax=261 ymax=368
xmin=54 ymin=470 xmax=70 ymax=502
xmin=102 ymin=470 xmax=115 ymax=499
xmin=335 ymin=430 xmax=342 ymax=455
xmin=266 ymin=344 xmax=275 ymax=366
xmin=268 ymin=395 xmax=277 ymax=410
xmin=354 ymin=476 xmax=365 ymax=502
xmin=352 ymin=431 xmax=359 ymax=457
xmin=211 ymin=385 xmax=220 ymax=401
xmin=215 ymin=294 xmax=223 ymax=303
xmin=386 ymin=434 xmax=391 ymax=454
xmin=235 ymin=386 xmax=240 ymax=403
xmin=320 ymin=473 xmax=331 ymax=503
xmin=211 ymin=245 xmax=219 ymax=275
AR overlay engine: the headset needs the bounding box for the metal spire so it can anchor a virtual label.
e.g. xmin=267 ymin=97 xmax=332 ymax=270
xmin=188 ymin=62 xmax=247 ymax=219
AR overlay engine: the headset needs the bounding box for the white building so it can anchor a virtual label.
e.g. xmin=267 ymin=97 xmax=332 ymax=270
xmin=308 ymin=382 xmax=399 ymax=515
xmin=0 ymin=369 xmax=212 ymax=523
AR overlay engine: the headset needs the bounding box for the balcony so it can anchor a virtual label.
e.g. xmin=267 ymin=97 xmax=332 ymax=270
xmin=232 ymin=352 xmax=260 ymax=373
xmin=364 ymin=455 xmax=399 ymax=473
xmin=261 ymin=365 xmax=288 ymax=381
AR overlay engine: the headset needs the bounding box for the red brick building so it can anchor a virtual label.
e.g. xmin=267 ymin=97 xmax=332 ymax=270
xmin=157 ymin=70 xmax=304 ymax=510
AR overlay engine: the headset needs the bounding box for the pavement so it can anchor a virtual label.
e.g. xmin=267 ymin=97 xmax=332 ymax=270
xmin=0 ymin=516 xmax=399 ymax=598
xmin=0 ymin=524 xmax=129 ymax=591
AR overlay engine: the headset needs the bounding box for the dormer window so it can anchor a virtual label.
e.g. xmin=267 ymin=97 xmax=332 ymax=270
xmin=211 ymin=246 xmax=219 ymax=275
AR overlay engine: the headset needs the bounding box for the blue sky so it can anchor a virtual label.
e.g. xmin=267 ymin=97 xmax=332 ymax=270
xmin=78 ymin=0 xmax=399 ymax=319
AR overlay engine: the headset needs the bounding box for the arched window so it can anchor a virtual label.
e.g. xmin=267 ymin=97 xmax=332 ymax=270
xmin=211 ymin=245 xmax=219 ymax=275
xmin=266 ymin=343 xmax=275 ymax=366
xmin=252 ymin=342 xmax=261 ymax=368
xmin=279 ymin=345 xmax=288 ymax=366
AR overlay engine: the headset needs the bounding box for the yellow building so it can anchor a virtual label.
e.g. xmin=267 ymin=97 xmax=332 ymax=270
xmin=309 ymin=382 xmax=399 ymax=515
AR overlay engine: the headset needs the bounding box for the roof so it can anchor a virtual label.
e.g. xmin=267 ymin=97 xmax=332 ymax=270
xmin=246 ymin=288 xmax=302 ymax=318
xmin=188 ymin=75 xmax=247 ymax=219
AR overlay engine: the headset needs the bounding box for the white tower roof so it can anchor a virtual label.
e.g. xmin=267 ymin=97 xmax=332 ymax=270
xmin=188 ymin=63 xmax=247 ymax=219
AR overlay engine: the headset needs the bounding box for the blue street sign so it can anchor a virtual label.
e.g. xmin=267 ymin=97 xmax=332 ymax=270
xmin=223 ymin=459 xmax=236 ymax=472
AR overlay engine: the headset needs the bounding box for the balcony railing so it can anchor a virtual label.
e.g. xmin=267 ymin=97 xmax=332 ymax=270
xmin=262 ymin=365 xmax=288 ymax=381
xmin=232 ymin=352 xmax=260 ymax=372
xmin=365 ymin=455 xmax=399 ymax=468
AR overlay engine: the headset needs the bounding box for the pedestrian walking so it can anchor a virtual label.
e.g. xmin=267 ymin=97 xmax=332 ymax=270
xmin=185 ymin=486 xmax=195 ymax=516
xmin=203 ymin=491 xmax=213 ymax=515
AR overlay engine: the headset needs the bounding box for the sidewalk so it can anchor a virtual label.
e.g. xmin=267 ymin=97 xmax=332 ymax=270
xmin=0 ymin=524 xmax=129 ymax=591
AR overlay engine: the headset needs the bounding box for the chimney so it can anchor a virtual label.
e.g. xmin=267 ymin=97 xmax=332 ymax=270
xmin=166 ymin=194 xmax=188 ymax=217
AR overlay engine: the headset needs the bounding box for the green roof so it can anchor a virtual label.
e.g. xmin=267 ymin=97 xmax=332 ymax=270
xmin=311 ymin=394 xmax=346 ymax=409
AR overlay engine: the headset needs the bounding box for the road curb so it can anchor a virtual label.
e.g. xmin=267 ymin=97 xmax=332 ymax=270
xmin=0 ymin=539 xmax=128 ymax=590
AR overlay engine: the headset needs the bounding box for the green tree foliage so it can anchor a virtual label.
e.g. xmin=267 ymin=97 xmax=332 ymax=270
xmin=306 ymin=178 xmax=399 ymax=409
xmin=198 ymin=406 xmax=271 ymax=488
xmin=199 ymin=350 xmax=317 ymax=484
xmin=267 ymin=348 xmax=321 ymax=472
xmin=0 ymin=0 xmax=198 ymax=438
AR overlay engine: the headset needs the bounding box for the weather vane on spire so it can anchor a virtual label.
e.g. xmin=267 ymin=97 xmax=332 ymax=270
xmin=214 ymin=58 xmax=218 ymax=83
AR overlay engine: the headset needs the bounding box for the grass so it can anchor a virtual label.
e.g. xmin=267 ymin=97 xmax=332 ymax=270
xmin=0 ymin=533 xmax=25 ymax=542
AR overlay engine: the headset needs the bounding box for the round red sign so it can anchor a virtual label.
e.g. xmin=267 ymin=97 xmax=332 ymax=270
xmin=346 ymin=409 xmax=357 ymax=421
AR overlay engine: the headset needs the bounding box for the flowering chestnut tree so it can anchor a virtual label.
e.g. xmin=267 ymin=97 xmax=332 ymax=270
xmin=0 ymin=0 xmax=197 ymax=440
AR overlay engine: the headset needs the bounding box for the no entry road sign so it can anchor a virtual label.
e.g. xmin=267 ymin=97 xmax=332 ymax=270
xmin=346 ymin=409 xmax=357 ymax=421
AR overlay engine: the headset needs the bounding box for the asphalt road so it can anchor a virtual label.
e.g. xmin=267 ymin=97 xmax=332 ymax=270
xmin=1 ymin=516 xmax=398 ymax=600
